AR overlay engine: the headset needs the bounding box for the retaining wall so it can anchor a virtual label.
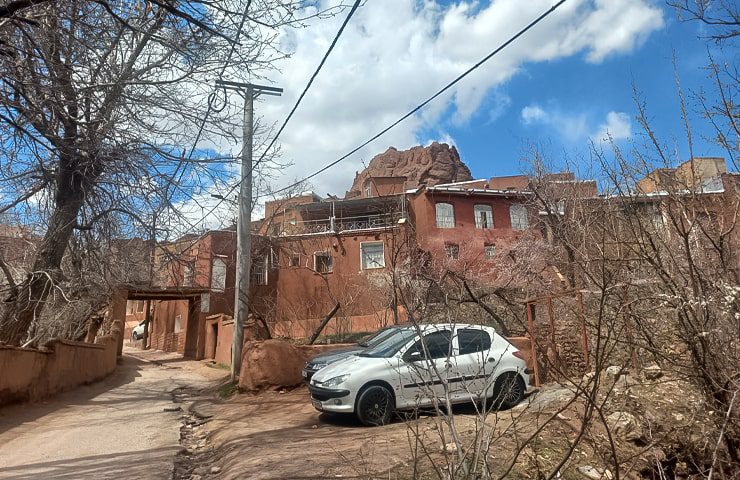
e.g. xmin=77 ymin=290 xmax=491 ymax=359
xmin=0 ymin=335 xmax=118 ymax=407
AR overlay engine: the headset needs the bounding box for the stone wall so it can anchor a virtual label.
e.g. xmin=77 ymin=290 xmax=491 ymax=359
xmin=0 ymin=335 xmax=118 ymax=407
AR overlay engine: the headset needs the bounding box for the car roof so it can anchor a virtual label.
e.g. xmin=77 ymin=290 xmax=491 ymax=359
xmin=399 ymin=323 xmax=492 ymax=331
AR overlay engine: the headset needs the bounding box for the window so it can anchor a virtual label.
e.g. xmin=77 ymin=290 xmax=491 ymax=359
xmin=650 ymin=204 xmax=665 ymax=230
xmin=314 ymin=252 xmax=333 ymax=273
xmin=211 ymin=257 xmax=227 ymax=292
xmin=126 ymin=301 xmax=135 ymax=315
xmin=364 ymin=182 xmax=372 ymax=198
xmin=509 ymin=203 xmax=529 ymax=230
xmin=251 ymin=257 xmax=268 ymax=285
xmin=474 ymin=204 xmax=494 ymax=229
xmin=174 ymin=314 xmax=182 ymax=333
xmin=406 ymin=330 xmax=452 ymax=359
xmin=435 ymin=202 xmax=455 ymax=228
xmin=360 ymin=242 xmax=385 ymax=269
xmin=183 ymin=261 xmax=194 ymax=286
xmin=269 ymin=248 xmax=279 ymax=269
xmin=444 ymin=243 xmax=459 ymax=260
xmin=136 ymin=300 xmax=145 ymax=313
xmin=484 ymin=244 xmax=496 ymax=260
xmin=289 ymin=253 xmax=300 ymax=268
xmin=458 ymin=329 xmax=492 ymax=355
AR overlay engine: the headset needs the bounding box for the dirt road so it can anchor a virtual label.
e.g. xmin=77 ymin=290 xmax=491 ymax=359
xmin=0 ymin=347 xmax=226 ymax=480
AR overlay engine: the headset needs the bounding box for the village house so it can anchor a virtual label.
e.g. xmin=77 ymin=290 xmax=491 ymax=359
xmin=135 ymin=147 xmax=737 ymax=369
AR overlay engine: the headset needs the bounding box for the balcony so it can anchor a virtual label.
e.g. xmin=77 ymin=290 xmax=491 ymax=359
xmin=279 ymin=212 xmax=403 ymax=236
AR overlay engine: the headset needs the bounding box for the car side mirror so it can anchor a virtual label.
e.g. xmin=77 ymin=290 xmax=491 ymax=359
xmin=405 ymin=351 xmax=423 ymax=363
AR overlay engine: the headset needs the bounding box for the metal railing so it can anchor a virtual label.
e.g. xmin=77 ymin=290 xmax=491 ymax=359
xmin=280 ymin=212 xmax=402 ymax=236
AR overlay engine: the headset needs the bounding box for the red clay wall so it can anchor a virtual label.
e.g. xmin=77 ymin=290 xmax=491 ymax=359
xmin=149 ymin=299 xmax=189 ymax=353
xmin=0 ymin=335 xmax=118 ymax=406
xmin=203 ymin=314 xmax=235 ymax=365
xmin=410 ymin=190 xmax=531 ymax=251
xmin=271 ymin=308 xmax=406 ymax=339
xmin=238 ymin=339 xmax=352 ymax=391
xmin=272 ymin=231 xmax=401 ymax=323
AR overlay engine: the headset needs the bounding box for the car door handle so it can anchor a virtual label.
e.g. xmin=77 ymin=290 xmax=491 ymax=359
xmin=487 ymin=358 xmax=495 ymax=363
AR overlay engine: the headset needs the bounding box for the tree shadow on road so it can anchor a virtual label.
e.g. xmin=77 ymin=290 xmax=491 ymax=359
xmin=0 ymin=354 xmax=145 ymax=434
xmin=0 ymin=445 xmax=180 ymax=480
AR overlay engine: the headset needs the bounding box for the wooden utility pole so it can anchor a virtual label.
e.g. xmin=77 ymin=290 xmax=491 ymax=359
xmin=216 ymin=80 xmax=282 ymax=381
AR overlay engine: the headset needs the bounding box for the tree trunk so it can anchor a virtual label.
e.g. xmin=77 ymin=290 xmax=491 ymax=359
xmin=0 ymin=154 xmax=87 ymax=345
xmin=308 ymin=303 xmax=341 ymax=345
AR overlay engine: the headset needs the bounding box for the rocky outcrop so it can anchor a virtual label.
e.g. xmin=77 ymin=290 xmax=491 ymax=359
xmin=346 ymin=142 xmax=473 ymax=197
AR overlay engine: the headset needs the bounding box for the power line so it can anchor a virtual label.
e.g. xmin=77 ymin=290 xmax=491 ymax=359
xmin=175 ymin=0 xmax=364 ymax=236
xmin=253 ymin=0 xmax=363 ymax=170
xmin=156 ymin=0 xmax=256 ymax=234
xmin=265 ymin=0 xmax=568 ymax=198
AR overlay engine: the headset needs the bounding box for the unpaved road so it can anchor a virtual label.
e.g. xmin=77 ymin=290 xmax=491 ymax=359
xmin=184 ymin=386 xmax=572 ymax=479
xmin=0 ymin=347 xmax=226 ymax=480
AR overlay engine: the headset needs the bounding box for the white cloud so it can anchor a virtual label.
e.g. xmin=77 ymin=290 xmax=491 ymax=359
xmin=214 ymin=0 xmax=664 ymax=202
xmin=520 ymin=104 xmax=632 ymax=143
xmin=521 ymin=105 xmax=548 ymax=124
xmin=592 ymin=111 xmax=632 ymax=142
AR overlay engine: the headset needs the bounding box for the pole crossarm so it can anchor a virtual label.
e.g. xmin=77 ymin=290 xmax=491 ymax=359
xmin=215 ymin=80 xmax=283 ymax=96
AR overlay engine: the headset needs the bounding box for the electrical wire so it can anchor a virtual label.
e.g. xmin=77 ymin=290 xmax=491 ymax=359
xmin=265 ymin=0 xmax=568 ymax=198
xmin=175 ymin=0 xmax=365 ymax=236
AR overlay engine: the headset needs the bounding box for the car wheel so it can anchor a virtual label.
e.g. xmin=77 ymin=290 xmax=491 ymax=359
xmin=491 ymin=372 xmax=525 ymax=410
xmin=356 ymin=385 xmax=394 ymax=426
xmin=132 ymin=332 xmax=140 ymax=341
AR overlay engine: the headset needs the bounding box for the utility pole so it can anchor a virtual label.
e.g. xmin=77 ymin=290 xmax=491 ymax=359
xmin=216 ymin=80 xmax=282 ymax=382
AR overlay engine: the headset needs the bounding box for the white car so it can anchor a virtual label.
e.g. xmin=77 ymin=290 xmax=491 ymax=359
xmin=131 ymin=321 xmax=146 ymax=340
xmin=308 ymin=323 xmax=531 ymax=426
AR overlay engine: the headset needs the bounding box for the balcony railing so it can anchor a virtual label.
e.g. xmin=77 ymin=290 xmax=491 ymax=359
xmin=279 ymin=212 xmax=402 ymax=236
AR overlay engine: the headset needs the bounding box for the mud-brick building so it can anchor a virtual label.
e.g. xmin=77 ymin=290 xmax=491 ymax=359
xmin=138 ymin=143 xmax=601 ymax=359
xmin=144 ymin=229 xmax=239 ymax=355
xmin=256 ymin=173 xmax=560 ymax=337
xmin=259 ymin=184 xmax=408 ymax=337
xmin=408 ymin=179 xmax=535 ymax=269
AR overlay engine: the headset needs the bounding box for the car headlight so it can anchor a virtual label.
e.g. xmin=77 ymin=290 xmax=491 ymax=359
xmin=321 ymin=374 xmax=350 ymax=388
xmin=310 ymin=362 xmax=328 ymax=370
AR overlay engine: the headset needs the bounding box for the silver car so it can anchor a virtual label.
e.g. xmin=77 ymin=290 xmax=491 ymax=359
xmin=309 ymin=323 xmax=531 ymax=426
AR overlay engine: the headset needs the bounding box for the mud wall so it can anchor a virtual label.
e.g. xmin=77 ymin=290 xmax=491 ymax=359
xmin=0 ymin=335 xmax=118 ymax=407
xmin=204 ymin=314 xmax=234 ymax=366
xmin=238 ymin=339 xmax=351 ymax=391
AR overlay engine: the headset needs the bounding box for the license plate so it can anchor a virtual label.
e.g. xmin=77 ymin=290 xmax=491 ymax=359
xmin=312 ymin=399 xmax=322 ymax=410
xmin=302 ymin=370 xmax=308 ymax=378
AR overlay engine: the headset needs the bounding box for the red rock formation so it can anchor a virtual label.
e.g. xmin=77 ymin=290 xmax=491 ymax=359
xmin=346 ymin=142 xmax=473 ymax=198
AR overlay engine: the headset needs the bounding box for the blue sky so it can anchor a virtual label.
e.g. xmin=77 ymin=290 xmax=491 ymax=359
xmin=439 ymin=10 xmax=733 ymax=179
xmin=207 ymin=0 xmax=736 ymax=208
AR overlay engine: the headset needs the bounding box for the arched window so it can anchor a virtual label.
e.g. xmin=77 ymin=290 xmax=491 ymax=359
xmin=509 ymin=204 xmax=529 ymax=230
xmin=435 ymin=202 xmax=455 ymax=228
xmin=474 ymin=204 xmax=494 ymax=229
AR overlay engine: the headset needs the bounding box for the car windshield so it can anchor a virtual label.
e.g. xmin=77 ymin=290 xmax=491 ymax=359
xmin=357 ymin=327 xmax=398 ymax=348
xmin=358 ymin=328 xmax=417 ymax=358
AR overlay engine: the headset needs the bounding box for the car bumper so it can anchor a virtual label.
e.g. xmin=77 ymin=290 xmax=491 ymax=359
xmin=308 ymin=384 xmax=355 ymax=413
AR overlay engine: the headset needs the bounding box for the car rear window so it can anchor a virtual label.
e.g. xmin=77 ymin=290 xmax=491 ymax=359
xmin=458 ymin=328 xmax=491 ymax=354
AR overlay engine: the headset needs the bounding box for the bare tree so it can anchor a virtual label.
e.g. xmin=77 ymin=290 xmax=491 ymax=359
xmin=0 ymin=0 xmax=345 ymax=345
